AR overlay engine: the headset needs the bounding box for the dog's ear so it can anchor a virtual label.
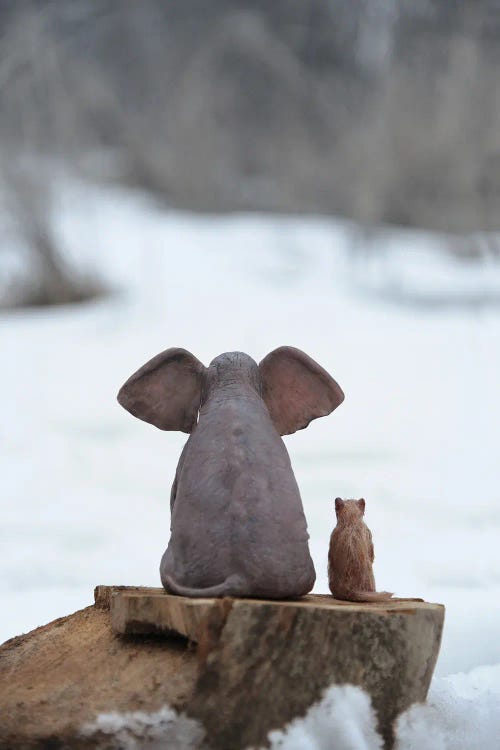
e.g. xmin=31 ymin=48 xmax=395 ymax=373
xmin=335 ymin=498 xmax=345 ymax=517
xmin=117 ymin=348 xmax=205 ymax=433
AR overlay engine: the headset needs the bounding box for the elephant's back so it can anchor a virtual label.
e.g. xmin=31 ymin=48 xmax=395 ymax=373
xmin=166 ymin=396 xmax=314 ymax=594
xmin=176 ymin=397 xmax=301 ymax=515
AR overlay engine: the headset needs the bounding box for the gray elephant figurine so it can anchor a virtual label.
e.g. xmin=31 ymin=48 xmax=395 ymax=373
xmin=118 ymin=346 xmax=344 ymax=599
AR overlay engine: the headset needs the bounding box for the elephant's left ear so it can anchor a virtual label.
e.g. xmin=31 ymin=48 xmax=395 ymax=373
xmin=259 ymin=346 xmax=344 ymax=436
xmin=117 ymin=347 xmax=206 ymax=433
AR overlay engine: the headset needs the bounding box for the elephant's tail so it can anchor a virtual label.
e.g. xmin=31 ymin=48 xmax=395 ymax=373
xmin=162 ymin=573 xmax=247 ymax=598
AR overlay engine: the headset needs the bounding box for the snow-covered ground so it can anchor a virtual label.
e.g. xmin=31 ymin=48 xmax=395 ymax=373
xmin=1 ymin=178 xmax=499 ymax=748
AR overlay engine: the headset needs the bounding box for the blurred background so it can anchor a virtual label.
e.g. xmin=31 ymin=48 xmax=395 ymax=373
xmin=1 ymin=0 xmax=500 ymax=682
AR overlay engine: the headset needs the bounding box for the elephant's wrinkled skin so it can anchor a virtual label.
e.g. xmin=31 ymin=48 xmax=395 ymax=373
xmin=118 ymin=347 xmax=344 ymax=598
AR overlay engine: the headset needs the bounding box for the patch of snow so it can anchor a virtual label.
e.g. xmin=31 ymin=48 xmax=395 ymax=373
xmin=395 ymin=662 xmax=500 ymax=750
xmin=78 ymin=664 xmax=500 ymax=750
xmin=263 ymin=664 xmax=500 ymax=750
xmin=81 ymin=706 xmax=206 ymax=750
xmin=267 ymin=685 xmax=382 ymax=750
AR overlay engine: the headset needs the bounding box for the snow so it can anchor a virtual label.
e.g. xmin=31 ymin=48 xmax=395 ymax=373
xmin=80 ymin=667 xmax=500 ymax=750
xmin=81 ymin=706 xmax=206 ymax=749
xmin=395 ymin=663 xmax=500 ymax=750
xmin=268 ymin=685 xmax=383 ymax=750
xmin=267 ymin=664 xmax=500 ymax=750
xmin=1 ymin=176 xmax=500 ymax=747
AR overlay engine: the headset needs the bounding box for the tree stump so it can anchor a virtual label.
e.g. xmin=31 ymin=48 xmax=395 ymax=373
xmin=0 ymin=587 xmax=443 ymax=748
xmin=101 ymin=585 xmax=444 ymax=749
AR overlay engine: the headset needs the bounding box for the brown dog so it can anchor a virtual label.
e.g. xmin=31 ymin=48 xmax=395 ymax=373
xmin=328 ymin=498 xmax=392 ymax=602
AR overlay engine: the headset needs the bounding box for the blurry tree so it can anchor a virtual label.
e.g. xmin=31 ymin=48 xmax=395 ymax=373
xmin=0 ymin=158 xmax=102 ymax=307
xmin=0 ymin=0 xmax=499 ymax=306
xmin=0 ymin=3 xmax=103 ymax=306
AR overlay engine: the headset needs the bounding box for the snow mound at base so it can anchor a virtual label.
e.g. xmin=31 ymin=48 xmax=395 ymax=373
xmin=395 ymin=663 xmax=500 ymax=750
xmin=79 ymin=663 xmax=500 ymax=750
xmin=268 ymin=685 xmax=382 ymax=750
xmin=267 ymin=663 xmax=500 ymax=750
xmin=81 ymin=706 xmax=206 ymax=750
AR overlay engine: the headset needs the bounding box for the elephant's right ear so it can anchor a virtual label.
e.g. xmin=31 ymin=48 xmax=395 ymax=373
xmin=259 ymin=346 xmax=344 ymax=436
xmin=117 ymin=348 xmax=205 ymax=433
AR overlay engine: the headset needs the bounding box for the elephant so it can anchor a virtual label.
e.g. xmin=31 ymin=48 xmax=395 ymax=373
xmin=117 ymin=346 xmax=344 ymax=599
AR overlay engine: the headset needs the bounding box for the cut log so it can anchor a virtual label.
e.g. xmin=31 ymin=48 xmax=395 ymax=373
xmin=100 ymin=585 xmax=444 ymax=749
xmin=0 ymin=587 xmax=444 ymax=750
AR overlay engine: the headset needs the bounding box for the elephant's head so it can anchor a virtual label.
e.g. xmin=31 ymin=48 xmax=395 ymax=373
xmin=117 ymin=346 xmax=344 ymax=436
